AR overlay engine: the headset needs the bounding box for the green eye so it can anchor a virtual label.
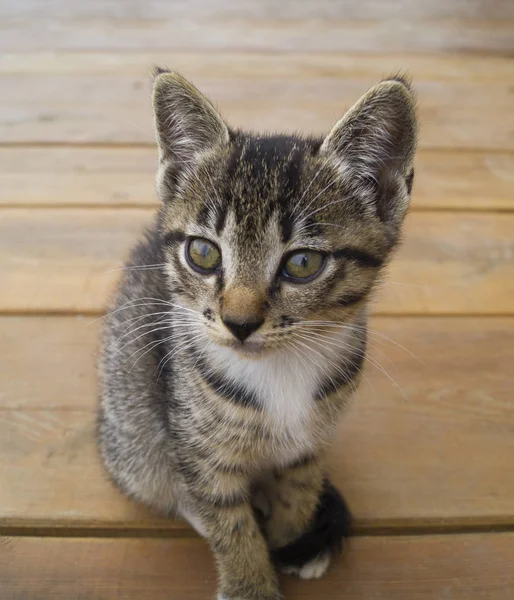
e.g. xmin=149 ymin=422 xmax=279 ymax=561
xmin=186 ymin=238 xmax=221 ymax=273
xmin=282 ymin=250 xmax=325 ymax=282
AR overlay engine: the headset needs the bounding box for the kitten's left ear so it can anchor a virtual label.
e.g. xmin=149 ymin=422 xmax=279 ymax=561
xmin=152 ymin=68 xmax=230 ymax=166
xmin=320 ymin=77 xmax=418 ymax=222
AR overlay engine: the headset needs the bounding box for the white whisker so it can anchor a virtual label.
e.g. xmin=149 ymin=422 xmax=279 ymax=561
xmin=292 ymin=333 xmax=367 ymax=396
xmin=155 ymin=330 xmax=206 ymax=378
xmin=295 ymin=179 xmax=338 ymax=224
xmin=297 ymin=319 xmax=425 ymax=366
xmin=295 ymin=325 xmax=393 ymax=367
xmin=291 ymin=155 xmax=331 ymax=217
xmin=123 ymin=334 xmax=174 ymax=372
xmin=116 ymin=324 xmax=175 ymax=357
xmin=110 ymin=317 xmax=176 ymax=348
xmin=107 ymin=264 xmax=167 ymax=273
xmin=87 ymin=297 xmax=202 ymax=328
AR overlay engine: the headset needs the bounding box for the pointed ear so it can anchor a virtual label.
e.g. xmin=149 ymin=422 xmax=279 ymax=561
xmin=152 ymin=69 xmax=229 ymax=167
xmin=320 ymin=78 xmax=418 ymax=222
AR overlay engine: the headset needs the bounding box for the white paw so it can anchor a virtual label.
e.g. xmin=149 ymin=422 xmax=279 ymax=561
xmin=280 ymin=551 xmax=331 ymax=580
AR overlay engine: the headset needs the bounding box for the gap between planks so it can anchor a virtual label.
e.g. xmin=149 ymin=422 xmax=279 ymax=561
xmin=3 ymin=521 xmax=514 ymax=540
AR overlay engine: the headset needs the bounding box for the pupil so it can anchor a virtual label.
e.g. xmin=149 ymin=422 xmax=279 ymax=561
xmin=300 ymin=255 xmax=308 ymax=268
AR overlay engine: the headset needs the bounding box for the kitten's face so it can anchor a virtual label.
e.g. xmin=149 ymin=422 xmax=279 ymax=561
xmin=153 ymin=71 xmax=417 ymax=357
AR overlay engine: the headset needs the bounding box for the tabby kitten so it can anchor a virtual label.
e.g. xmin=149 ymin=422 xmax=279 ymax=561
xmin=98 ymin=69 xmax=417 ymax=600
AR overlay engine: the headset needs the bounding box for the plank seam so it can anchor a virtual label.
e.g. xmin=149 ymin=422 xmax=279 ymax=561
xmin=3 ymin=522 xmax=514 ymax=540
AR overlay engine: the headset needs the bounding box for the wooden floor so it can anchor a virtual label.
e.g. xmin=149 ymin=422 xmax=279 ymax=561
xmin=1 ymin=1 xmax=514 ymax=598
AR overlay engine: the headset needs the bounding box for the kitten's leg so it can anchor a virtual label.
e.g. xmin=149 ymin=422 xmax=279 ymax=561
xmin=263 ymin=456 xmax=352 ymax=579
xmin=263 ymin=455 xmax=324 ymax=549
xmin=179 ymin=482 xmax=281 ymax=600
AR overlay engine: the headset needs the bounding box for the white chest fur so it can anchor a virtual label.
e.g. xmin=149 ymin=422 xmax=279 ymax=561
xmin=205 ymin=326 xmax=356 ymax=464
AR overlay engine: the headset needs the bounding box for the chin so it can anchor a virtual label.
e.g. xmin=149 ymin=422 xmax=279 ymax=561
xmin=213 ymin=337 xmax=276 ymax=360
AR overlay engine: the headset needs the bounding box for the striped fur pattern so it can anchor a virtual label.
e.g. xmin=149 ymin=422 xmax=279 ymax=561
xmin=97 ymin=69 xmax=418 ymax=600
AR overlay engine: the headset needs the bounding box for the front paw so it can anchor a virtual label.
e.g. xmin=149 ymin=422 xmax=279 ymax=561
xmin=271 ymin=480 xmax=351 ymax=578
xmin=217 ymin=592 xmax=281 ymax=600
xmin=217 ymin=578 xmax=282 ymax=600
xmin=280 ymin=551 xmax=332 ymax=580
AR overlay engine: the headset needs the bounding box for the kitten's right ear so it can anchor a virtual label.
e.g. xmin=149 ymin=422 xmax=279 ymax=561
xmin=320 ymin=77 xmax=417 ymax=223
xmin=152 ymin=68 xmax=229 ymax=166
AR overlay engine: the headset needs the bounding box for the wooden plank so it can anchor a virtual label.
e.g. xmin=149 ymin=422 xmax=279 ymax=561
xmin=414 ymin=150 xmax=514 ymax=211
xmin=2 ymin=147 xmax=513 ymax=211
xmin=0 ymin=315 xmax=97 ymax=410
xmin=1 ymin=316 xmax=513 ymax=531
xmin=0 ymin=148 xmax=158 ymax=208
xmin=2 ymin=534 xmax=514 ymax=599
xmin=1 ymin=2 xmax=513 ymax=55
xmin=1 ymin=53 xmax=514 ymax=150
xmin=3 ymin=0 xmax=514 ymax=21
xmin=1 ymin=209 xmax=513 ymax=315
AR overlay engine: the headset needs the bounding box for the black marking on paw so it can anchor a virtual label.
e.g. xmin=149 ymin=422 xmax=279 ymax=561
xmin=271 ymin=479 xmax=352 ymax=569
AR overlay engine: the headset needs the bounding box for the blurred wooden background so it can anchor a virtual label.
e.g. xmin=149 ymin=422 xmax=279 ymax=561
xmin=1 ymin=1 xmax=514 ymax=598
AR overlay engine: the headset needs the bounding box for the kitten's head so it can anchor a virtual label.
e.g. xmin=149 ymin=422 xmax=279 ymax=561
xmin=153 ymin=69 xmax=417 ymax=357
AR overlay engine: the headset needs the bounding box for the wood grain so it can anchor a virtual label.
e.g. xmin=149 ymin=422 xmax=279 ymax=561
xmin=1 ymin=209 xmax=513 ymax=315
xmin=1 ymin=1 xmax=513 ymax=55
xmin=3 ymin=0 xmax=514 ymax=21
xmin=1 ymin=316 xmax=512 ymax=531
xmin=2 ymin=147 xmax=513 ymax=211
xmin=2 ymin=53 xmax=514 ymax=149
xmin=2 ymin=534 xmax=514 ymax=599
xmin=1 ymin=0 xmax=513 ymax=595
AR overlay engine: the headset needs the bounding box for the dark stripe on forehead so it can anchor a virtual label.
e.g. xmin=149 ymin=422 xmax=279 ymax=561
xmin=278 ymin=142 xmax=305 ymax=242
xmin=225 ymin=133 xmax=317 ymax=233
xmin=280 ymin=215 xmax=294 ymax=243
xmin=195 ymin=203 xmax=211 ymax=228
xmin=333 ymin=247 xmax=384 ymax=268
xmin=215 ymin=202 xmax=228 ymax=235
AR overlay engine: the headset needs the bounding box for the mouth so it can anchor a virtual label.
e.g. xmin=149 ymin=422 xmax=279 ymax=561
xmin=214 ymin=336 xmax=271 ymax=358
xmin=230 ymin=339 xmax=267 ymax=356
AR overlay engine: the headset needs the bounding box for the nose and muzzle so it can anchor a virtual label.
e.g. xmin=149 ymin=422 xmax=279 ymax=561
xmin=222 ymin=317 xmax=264 ymax=342
xmin=221 ymin=286 xmax=266 ymax=343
